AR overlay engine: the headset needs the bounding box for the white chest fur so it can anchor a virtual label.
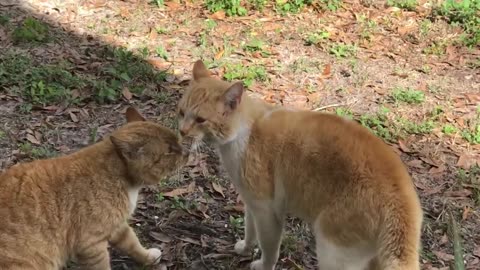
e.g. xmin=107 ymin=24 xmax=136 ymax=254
xmin=217 ymin=128 xmax=250 ymax=187
xmin=127 ymin=187 xmax=141 ymax=215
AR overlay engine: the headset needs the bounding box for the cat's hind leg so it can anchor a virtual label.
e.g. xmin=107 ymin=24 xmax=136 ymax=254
xmin=248 ymin=204 xmax=284 ymax=270
xmin=76 ymin=241 xmax=111 ymax=270
xmin=110 ymin=223 xmax=161 ymax=266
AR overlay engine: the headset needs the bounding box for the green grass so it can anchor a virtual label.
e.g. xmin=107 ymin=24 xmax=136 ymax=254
xmin=12 ymin=17 xmax=50 ymax=44
xmin=305 ymin=30 xmax=330 ymax=45
xmin=223 ymin=63 xmax=268 ymax=87
xmin=435 ymin=0 xmax=480 ymax=46
xmin=359 ymin=107 xmax=397 ymax=142
xmin=0 ymin=15 xmax=9 ymax=26
xmin=387 ymin=0 xmax=417 ymax=11
xmin=329 ymin=43 xmax=357 ymax=58
xmin=155 ymin=45 xmax=169 ymax=60
xmin=400 ymin=119 xmax=434 ymax=135
xmin=462 ymin=124 xmax=480 ymax=144
xmin=391 ymin=87 xmax=425 ymax=104
xmin=0 ymin=47 xmax=166 ymax=106
xmin=334 ymin=107 xmax=354 ymax=119
xmin=442 ymin=124 xmax=458 ymax=135
xmin=19 ymin=142 xmax=57 ymax=160
xmin=206 ymin=0 xmax=247 ymax=16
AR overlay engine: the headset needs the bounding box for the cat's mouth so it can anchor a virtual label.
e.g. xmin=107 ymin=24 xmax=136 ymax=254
xmin=180 ymin=135 xmax=205 ymax=156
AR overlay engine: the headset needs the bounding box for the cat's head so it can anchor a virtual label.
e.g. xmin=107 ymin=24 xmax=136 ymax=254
xmin=177 ymin=60 xmax=245 ymax=146
xmin=110 ymin=107 xmax=188 ymax=185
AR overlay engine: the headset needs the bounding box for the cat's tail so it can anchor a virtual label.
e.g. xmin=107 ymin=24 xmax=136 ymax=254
xmin=376 ymin=198 xmax=423 ymax=270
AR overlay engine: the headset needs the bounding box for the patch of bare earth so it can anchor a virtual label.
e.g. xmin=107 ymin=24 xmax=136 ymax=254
xmin=1 ymin=0 xmax=479 ymax=269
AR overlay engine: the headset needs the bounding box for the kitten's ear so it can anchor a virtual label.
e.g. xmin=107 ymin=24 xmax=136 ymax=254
xmin=110 ymin=136 xmax=144 ymax=160
xmin=192 ymin=60 xmax=210 ymax=81
xmin=126 ymin=107 xmax=146 ymax=123
xmin=222 ymin=82 xmax=244 ymax=111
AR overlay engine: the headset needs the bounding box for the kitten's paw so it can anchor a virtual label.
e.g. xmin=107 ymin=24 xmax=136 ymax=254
xmin=146 ymin=248 xmax=162 ymax=265
xmin=250 ymin=260 xmax=274 ymax=270
xmin=234 ymin=240 xmax=253 ymax=256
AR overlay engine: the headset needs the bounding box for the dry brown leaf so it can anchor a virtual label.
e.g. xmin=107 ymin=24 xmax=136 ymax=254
xmin=26 ymin=134 xmax=40 ymax=145
xmin=322 ymin=63 xmax=331 ymax=77
xmin=423 ymin=185 xmax=444 ymax=196
xmin=163 ymin=187 xmax=189 ymax=197
xmin=212 ymin=182 xmax=225 ymax=198
xmin=210 ymin=11 xmax=226 ymax=20
xmin=215 ymin=49 xmax=224 ymax=59
xmin=122 ymin=87 xmax=133 ymax=100
xmin=456 ymin=154 xmax=478 ymax=169
xmin=407 ymin=159 xmax=424 ymax=169
xmin=474 ymin=246 xmax=480 ymax=257
xmin=429 ymin=165 xmax=445 ymax=174
xmin=445 ymin=189 xmax=472 ymax=198
xmin=69 ymin=112 xmax=79 ymax=123
xmin=150 ymin=231 xmax=172 ymax=243
xmin=398 ymin=140 xmax=411 ymax=153
xmin=433 ymin=251 xmax=454 ymax=262
xmin=462 ymin=206 xmax=471 ymax=220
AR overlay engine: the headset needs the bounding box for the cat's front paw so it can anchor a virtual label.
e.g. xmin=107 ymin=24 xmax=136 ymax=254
xmin=145 ymin=248 xmax=162 ymax=265
xmin=250 ymin=259 xmax=274 ymax=270
xmin=234 ymin=240 xmax=253 ymax=256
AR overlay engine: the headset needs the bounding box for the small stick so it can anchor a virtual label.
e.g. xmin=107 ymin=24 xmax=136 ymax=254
xmin=313 ymin=98 xmax=358 ymax=112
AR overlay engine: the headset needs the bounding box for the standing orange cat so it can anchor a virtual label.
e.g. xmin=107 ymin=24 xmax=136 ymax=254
xmin=0 ymin=107 xmax=187 ymax=270
xmin=177 ymin=60 xmax=423 ymax=270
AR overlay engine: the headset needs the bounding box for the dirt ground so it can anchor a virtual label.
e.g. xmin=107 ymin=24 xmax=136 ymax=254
xmin=0 ymin=0 xmax=479 ymax=269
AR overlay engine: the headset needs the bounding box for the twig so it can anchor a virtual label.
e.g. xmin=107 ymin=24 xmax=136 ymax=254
xmin=313 ymin=98 xmax=358 ymax=112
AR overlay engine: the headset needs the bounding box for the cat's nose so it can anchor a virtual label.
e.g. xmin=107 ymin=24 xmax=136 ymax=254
xmin=179 ymin=130 xmax=186 ymax=137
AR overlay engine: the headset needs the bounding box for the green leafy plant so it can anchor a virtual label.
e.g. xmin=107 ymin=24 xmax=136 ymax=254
xmin=320 ymin=0 xmax=342 ymax=11
xmin=12 ymin=17 xmax=49 ymax=43
xmin=387 ymin=0 xmax=417 ymax=11
xmin=435 ymin=0 xmax=480 ymax=46
xmin=305 ymin=30 xmax=330 ymax=45
xmin=206 ymin=0 xmax=247 ymax=16
xmin=275 ymin=0 xmax=313 ymax=14
xmin=391 ymin=87 xmax=425 ymax=104
xmin=442 ymin=124 xmax=458 ymax=135
xmin=329 ymin=43 xmax=357 ymax=58
xmin=156 ymin=45 xmax=169 ymax=60
xmin=223 ymin=63 xmax=267 ymax=87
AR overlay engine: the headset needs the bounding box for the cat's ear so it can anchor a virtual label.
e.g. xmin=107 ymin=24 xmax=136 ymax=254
xmin=192 ymin=60 xmax=210 ymax=81
xmin=126 ymin=107 xmax=146 ymax=123
xmin=222 ymin=82 xmax=244 ymax=111
xmin=110 ymin=136 xmax=144 ymax=160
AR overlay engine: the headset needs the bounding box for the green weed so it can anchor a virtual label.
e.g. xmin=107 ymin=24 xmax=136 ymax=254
xmin=229 ymin=215 xmax=245 ymax=235
xmin=462 ymin=124 xmax=480 ymax=144
xmin=320 ymin=0 xmax=342 ymax=11
xmin=435 ymin=0 xmax=480 ymax=46
xmin=400 ymin=119 xmax=434 ymax=135
xmin=305 ymin=30 xmax=330 ymax=45
xmin=334 ymin=107 xmax=354 ymax=119
xmin=19 ymin=142 xmax=57 ymax=159
xmin=359 ymin=107 xmax=397 ymax=142
xmin=249 ymin=0 xmax=267 ymax=10
xmin=155 ymin=45 xmax=169 ymax=60
xmin=0 ymin=15 xmax=9 ymax=26
xmin=206 ymin=0 xmax=247 ymax=16
xmin=391 ymin=87 xmax=425 ymax=104
xmin=13 ymin=17 xmax=49 ymax=44
xmin=357 ymin=14 xmax=378 ymax=41
xmin=442 ymin=124 xmax=458 ymax=135
xmin=275 ymin=0 xmax=313 ymax=14
xmin=329 ymin=43 xmax=357 ymax=58
xmin=223 ymin=63 xmax=267 ymax=87
xmin=387 ymin=0 xmax=417 ymax=11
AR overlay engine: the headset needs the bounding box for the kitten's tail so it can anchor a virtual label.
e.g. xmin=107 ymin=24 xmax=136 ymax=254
xmin=377 ymin=200 xmax=423 ymax=270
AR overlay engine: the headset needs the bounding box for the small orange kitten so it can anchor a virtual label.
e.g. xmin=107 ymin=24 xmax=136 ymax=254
xmin=0 ymin=107 xmax=187 ymax=270
xmin=177 ymin=60 xmax=423 ymax=270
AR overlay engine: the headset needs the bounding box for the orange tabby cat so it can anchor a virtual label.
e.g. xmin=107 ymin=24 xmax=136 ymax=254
xmin=177 ymin=60 xmax=423 ymax=270
xmin=0 ymin=107 xmax=187 ymax=270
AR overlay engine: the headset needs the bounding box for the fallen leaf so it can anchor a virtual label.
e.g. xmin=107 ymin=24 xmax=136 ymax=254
xmin=69 ymin=112 xmax=78 ymax=123
xmin=215 ymin=49 xmax=224 ymax=59
xmin=456 ymin=154 xmax=478 ymax=169
xmin=212 ymin=182 xmax=225 ymax=198
xmin=26 ymin=134 xmax=40 ymax=145
xmin=424 ymin=185 xmax=444 ymax=196
xmin=210 ymin=10 xmax=225 ymax=20
xmin=150 ymin=231 xmax=172 ymax=243
xmin=474 ymin=246 xmax=480 ymax=257
xmin=433 ymin=251 xmax=454 ymax=262
xmin=462 ymin=206 xmax=471 ymax=220
xmin=122 ymin=87 xmax=133 ymax=100
xmin=322 ymin=63 xmax=331 ymax=77
xmin=429 ymin=165 xmax=445 ymax=174
xmin=407 ymin=159 xmax=424 ymax=169
xmin=398 ymin=140 xmax=411 ymax=153
xmin=445 ymin=189 xmax=472 ymax=198
xmin=163 ymin=187 xmax=189 ymax=197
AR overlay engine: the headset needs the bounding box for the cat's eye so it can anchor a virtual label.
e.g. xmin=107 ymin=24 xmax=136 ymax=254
xmin=195 ymin=117 xmax=206 ymax=123
xmin=179 ymin=110 xmax=185 ymax=117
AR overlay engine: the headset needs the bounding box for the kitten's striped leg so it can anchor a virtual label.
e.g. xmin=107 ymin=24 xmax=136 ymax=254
xmin=110 ymin=223 xmax=161 ymax=265
xmin=234 ymin=206 xmax=257 ymax=255
xmin=76 ymin=242 xmax=111 ymax=270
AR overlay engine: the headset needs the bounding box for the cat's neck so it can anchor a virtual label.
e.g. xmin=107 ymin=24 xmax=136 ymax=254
xmin=69 ymin=140 xmax=138 ymax=187
xmin=226 ymin=94 xmax=275 ymax=143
